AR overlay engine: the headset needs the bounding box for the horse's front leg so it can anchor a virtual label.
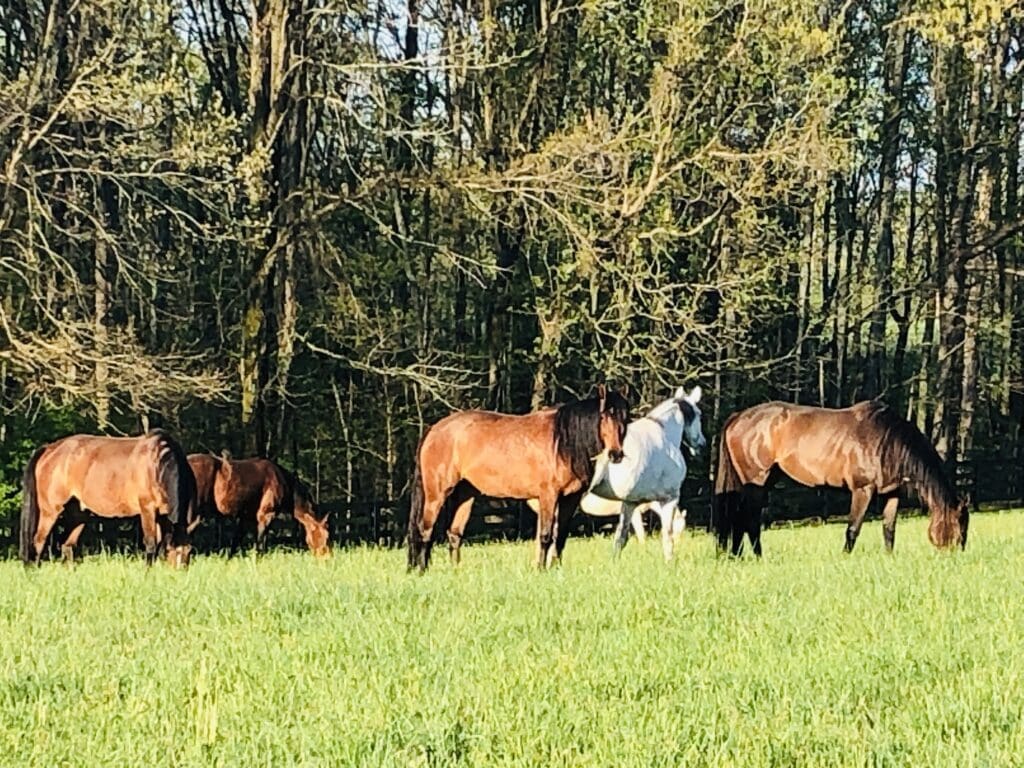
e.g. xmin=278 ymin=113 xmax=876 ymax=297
xmin=551 ymin=491 xmax=583 ymax=566
xmin=630 ymin=505 xmax=646 ymax=545
xmin=613 ymin=502 xmax=637 ymax=556
xmin=535 ymin=491 xmax=558 ymax=569
xmin=657 ymin=500 xmax=678 ymax=562
xmin=843 ymin=487 xmax=874 ymax=553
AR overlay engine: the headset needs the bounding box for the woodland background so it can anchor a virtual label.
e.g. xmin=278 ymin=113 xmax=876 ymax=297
xmin=1 ymin=0 xmax=1022 ymax=528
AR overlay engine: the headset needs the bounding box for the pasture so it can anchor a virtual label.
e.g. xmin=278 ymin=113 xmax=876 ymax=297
xmin=1 ymin=512 xmax=1022 ymax=767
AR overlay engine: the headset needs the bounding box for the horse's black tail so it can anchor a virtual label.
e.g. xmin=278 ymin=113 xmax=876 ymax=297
xmin=153 ymin=430 xmax=196 ymax=544
xmin=711 ymin=419 xmax=741 ymax=552
xmin=20 ymin=446 xmax=47 ymax=564
xmin=406 ymin=452 xmax=426 ymax=571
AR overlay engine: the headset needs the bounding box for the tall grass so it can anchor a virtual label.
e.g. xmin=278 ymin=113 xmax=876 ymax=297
xmin=1 ymin=512 xmax=1022 ymax=767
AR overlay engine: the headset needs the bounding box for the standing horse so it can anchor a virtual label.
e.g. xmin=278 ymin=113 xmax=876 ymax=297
xmin=20 ymin=430 xmax=195 ymax=567
xmin=713 ymin=400 xmax=970 ymax=556
xmin=187 ymin=453 xmax=330 ymax=557
xmin=407 ymin=384 xmax=630 ymax=571
xmin=586 ymin=386 xmax=706 ymax=560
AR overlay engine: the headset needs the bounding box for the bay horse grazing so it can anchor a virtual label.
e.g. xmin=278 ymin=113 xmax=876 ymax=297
xmin=713 ymin=400 xmax=970 ymax=556
xmin=407 ymin=384 xmax=631 ymax=571
xmin=187 ymin=453 xmax=330 ymax=557
xmin=20 ymin=430 xmax=195 ymax=567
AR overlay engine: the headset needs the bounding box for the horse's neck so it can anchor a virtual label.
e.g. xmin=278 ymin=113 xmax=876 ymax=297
xmin=644 ymin=405 xmax=684 ymax=446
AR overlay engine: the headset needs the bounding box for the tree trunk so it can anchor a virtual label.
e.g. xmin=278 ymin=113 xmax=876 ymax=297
xmin=867 ymin=27 xmax=909 ymax=398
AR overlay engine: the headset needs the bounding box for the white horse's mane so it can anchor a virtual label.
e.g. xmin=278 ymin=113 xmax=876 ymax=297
xmin=645 ymin=397 xmax=681 ymax=422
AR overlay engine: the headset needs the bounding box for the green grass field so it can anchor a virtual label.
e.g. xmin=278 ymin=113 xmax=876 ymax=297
xmin=1 ymin=511 xmax=1023 ymax=767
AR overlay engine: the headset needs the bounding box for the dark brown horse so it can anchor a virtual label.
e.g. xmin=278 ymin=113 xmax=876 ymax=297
xmin=20 ymin=430 xmax=195 ymax=567
xmin=407 ymin=384 xmax=630 ymax=571
xmin=713 ymin=400 xmax=969 ymax=556
xmin=187 ymin=453 xmax=330 ymax=557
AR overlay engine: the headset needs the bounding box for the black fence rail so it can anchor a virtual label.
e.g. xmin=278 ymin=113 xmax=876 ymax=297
xmin=1 ymin=455 xmax=1021 ymax=558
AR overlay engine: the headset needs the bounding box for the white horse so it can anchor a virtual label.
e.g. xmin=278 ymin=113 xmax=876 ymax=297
xmin=525 ymin=386 xmax=705 ymax=560
xmin=588 ymin=385 xmax=706 ymax=560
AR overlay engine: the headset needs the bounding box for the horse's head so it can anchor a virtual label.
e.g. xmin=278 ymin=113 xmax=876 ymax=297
xmin=596 ymin=383 xmax=630 ymax=463
xmin=295 ymin=504 xmax=332 ymax=558
xmin=928 ymin=497 xmax=970 ymax=550
xmin=674 ymin=385 xmax=707 ymax=457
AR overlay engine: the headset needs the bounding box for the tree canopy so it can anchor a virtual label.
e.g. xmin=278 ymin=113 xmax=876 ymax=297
xmin=1 ymin=0 xmax=1021 ymax=513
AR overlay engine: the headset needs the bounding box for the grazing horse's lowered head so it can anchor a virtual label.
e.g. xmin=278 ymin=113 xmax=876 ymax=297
xmin=290 ymin=474 xmax=331 ymax=559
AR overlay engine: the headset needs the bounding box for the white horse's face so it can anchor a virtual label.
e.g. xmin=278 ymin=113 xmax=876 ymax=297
xmin=675 ymin=386 xmax=707 ymax=456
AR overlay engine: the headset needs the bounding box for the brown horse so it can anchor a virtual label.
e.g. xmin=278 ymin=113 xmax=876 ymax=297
xmin=407 ymin=384 xmax=631 ymax=571
xmin=20 ymin=430 xmax=195 ymax=567
xmin=187 ymin=453 xmax=330 ymax=557
xmin=713 ymin=400 xmax=969 ymax=556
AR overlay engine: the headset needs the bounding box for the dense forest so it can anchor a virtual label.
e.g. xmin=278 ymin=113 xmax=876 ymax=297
xmin=0 ymin=0 xmax=1021 ymax=521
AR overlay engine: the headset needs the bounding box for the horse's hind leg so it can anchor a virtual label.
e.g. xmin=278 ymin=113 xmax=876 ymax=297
xmin=881 ymin=493 xmax=899 ymax=552
xmin=712 ymin=494 xmax=733 ymax=555
xmin=843 ymin=487 xmax=873 ymax=553
xmin=745 ymin=485 xmax=766 ymax=558
xmin=31 ymin=503 xmax=64 ymax=565
xmin=229 ymin=516 xmax=251 ymax=557
xmin=447 ymin=483 xmax=476 ymax=566
xmin=61 ymin=523 xmax=87 ymax=564
xmin=746 ymin=509 xmax=763 ymax=557
xmin=140 ymin=509 xmax=159 ymax=565
xmin=730 ymin=506 xmax=746 ymax=557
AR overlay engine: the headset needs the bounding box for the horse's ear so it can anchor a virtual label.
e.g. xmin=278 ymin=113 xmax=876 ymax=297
xmin=320 ymin=510 xmax=332 ymax=524
xmin=674 ymin=386 xmax=686 ymax=400
xmin=687 ymin=386 xmax=702 ymax=405
xmin=596 ymin=382 xmax=607 ymax=409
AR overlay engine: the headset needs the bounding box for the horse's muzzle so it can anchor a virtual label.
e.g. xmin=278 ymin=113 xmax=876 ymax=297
xmin=609 ymin=450 xmax=624 ymax=463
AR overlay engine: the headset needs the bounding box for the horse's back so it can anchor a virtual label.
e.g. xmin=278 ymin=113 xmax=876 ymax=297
xmin=214 ymin=457 xmax=287 ymax=516
xmin=420 ymin=408 xmax=560 ymax=498
xmin=725 ymin=400 xmax=883 ymax=489
xmin=35 ymin=433 xmax=168 ymax=516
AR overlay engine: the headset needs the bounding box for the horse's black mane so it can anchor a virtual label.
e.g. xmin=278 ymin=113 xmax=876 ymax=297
xmin=553 ymin=390 xmax=629 ymax=481
xmin=678 ymin=399 xmax=696 ymax=424
xmin=868 ymin=401 xmax=958 ymax=512
xmin=278 ymin=464 xmax=317 ymax=511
